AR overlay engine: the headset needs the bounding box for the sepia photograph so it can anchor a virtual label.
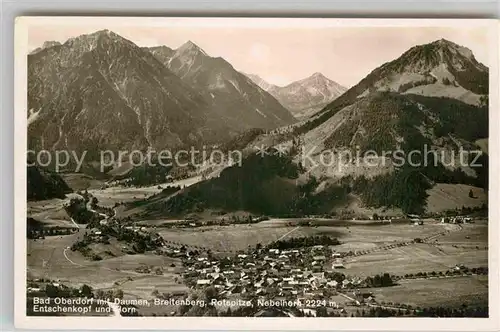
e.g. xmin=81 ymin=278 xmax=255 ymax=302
xmin=14 ymin=17 xmax=499 ymax=330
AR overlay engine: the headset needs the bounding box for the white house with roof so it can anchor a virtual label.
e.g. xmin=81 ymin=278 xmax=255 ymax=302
xmin=196 ymin=279 xmax=212 ymax=286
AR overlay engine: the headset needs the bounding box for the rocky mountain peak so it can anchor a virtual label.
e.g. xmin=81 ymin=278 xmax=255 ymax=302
xmin=42 ymin=40 xmax=61 ymax=49
xmin=177 ymin=40 xmax=207 ymax=56
xmin=320 ymin=38 xmax=490 ymax=106
xmin=62 ymin=29 xmax=136 ymax=54
xmin=30 ymin=40 xmax=62 ymax=54
xmin=310 ymin=72 xmax=326 ymax=79
xmin=394 ymin=38 xmax=484 ymax=73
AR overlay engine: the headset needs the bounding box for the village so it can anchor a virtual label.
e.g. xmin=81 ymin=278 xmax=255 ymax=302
xmin=156 ymin=240 xmax=384 ymax=310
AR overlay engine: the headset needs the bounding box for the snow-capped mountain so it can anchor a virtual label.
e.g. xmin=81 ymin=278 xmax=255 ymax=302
xmin=149 ymin=42 xmax=296 ymax=131
xmin=247 ymin=72 xmax=347 ymax=120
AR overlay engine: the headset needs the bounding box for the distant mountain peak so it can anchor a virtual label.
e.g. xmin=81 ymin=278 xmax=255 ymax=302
xmin=42 ymin=40 xmax=61 ymax=49
xmin=295 ymin=72 xmax=344 ymax=88
xmin=431 ymin=38 xmax=463 ymax=49
xmin=310 ymin=72 xmax=326 ymax=79
xmin=396 ymin=38 xmax=481 ymax=70
xmin=30 ymin=40 xmax=62 ymax=54
xmin=84 ymin=29 xmax=122 ymax=41
xmin=246 ymin=72 xmax=347 ymax=119
xmin=62 ymin=29 xmax=137 ymax=54
xmin=433 ymin=38 xmax=454 ymax=45
xmin=177 ymin=40 xmax=207 ymax=56
xmin=150 ymin=45 xmax=173 ymax=51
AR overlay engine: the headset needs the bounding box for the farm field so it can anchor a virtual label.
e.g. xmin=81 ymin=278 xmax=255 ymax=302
xmin=60 ymin=173 xmax=105 ymax=191
xmin=157 ymin=220 xmax=459 ymax=253
xmin=89 ymin=176 xmax=203 ymax=207
xmin=366 ymin=275 xmax=488 ymax=308
xmin=27 ymin=234 xmax=184 ymax=290
xmin=27 ymin=198 xmax=76 ymax=228
xmin=425 ymin=183 xmax=487 ymax=213
xmin=343 ymin=243 xmax=488 ymax=276
xmin=157 ymin=224 xmax=344 ymax=252
xmin=436 ymin=222 xmax=488 ymax=245
xmin=88 ymin=188 xmax=158 ymax=207
xmin=119 ymin=274 xmax=188 ymax=300
xmin=342 ymin=223 xmax=487 ymax=276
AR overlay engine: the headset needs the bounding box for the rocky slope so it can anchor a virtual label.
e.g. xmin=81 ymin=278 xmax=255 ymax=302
xmin=28 ymin=30 xmax=229 ymax=157
xmin=30 ymin=41 xmax=62 ymax=55
xmin=148 ymin=42 xmax=296 ymax=131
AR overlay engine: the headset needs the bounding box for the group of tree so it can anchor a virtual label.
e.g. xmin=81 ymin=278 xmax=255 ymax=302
xmin=95 ymin=288 xmax=124 ymax=300
xmin=113 ymin=227 xmax=163 ymax=254
xmin=402 ymin=266 xmax=487 ymax=279
xmin=64 ymin=197 xmax=101 ymax=224
xmin=266 ymin=235 xmax=340 ymax=250
xmin=44 ymin=283 xmax=93 ymax=298
xmin=117 ymin=162 xmax=174 ymax=187
xmin=413 ymin=305 xmax=488 ymax=318
xmin=27 ymin=226 xmax=76 ymax=239
xmin=350 ymin=304 xmax=487 ymax=317
xmin=70 ymin=240 xmax=103 ymax=261
xmin=147 ymin=151 xmax=302 ymax=216
xmin=27 ymin=165 xmax=72 ymax=201
xmin=363 ymin=273 xmax=395 ymax=287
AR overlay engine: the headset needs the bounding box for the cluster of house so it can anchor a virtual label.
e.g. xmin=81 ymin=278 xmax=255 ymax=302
xmin=89 ymin=220 xmax=156 ymax=238
xmin=179 ymin=246 xmax=363 ymax=301
xmin=440 ymin=216 xmax=473 ymax=224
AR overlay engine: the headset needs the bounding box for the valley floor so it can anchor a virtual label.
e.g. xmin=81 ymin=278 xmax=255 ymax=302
xmin=25 ymin=186 xmax=489 ymax=317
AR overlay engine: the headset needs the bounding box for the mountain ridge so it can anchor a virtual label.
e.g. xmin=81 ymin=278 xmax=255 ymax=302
xmin=148 ymin=41 xmax=297 ymax=131
xmin=28 ymin=30 xmax=296 ymax=164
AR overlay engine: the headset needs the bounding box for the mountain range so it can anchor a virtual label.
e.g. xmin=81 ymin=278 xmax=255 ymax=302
xmin=138 ymin=38 xmax=489 ymax=217
xmin=28 ymin=30 xmax=296 ymax=160
xmin=28 ymin=33 xmax=489 ymax=215
xmin=246 ymin=72 xmax=347 ymax=120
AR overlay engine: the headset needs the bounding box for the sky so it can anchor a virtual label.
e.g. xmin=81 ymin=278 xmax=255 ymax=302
xmin=28 ymin=24 xmax=489 ymax=88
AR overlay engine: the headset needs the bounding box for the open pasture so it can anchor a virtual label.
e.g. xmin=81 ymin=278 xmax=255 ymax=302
xmin=119 ymin=274 xmax=188 ymax=300
xmin=157 ymin=221 xmax=454 ymax=253
xmin=367 ymin=275 xmax=488 ymax=308
xmin=343 ymin=223 xmax=488 ymax=276
xmin=158 ymin=224 xmax=344 ymax=252
xmin=344 ymin=243 xmax=487 ymax=277
xmin=89 ymin=176 xmax=202 ymax=208
xmin=27 ymin=234 xmax=183 ymax=290
xmin=27 ymin=199 xmax=75 ymax=228
xmin=88 ymin=188 xmax=157 ymax=207
xmin=60 ymin=173 xmax=105 ymax=191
